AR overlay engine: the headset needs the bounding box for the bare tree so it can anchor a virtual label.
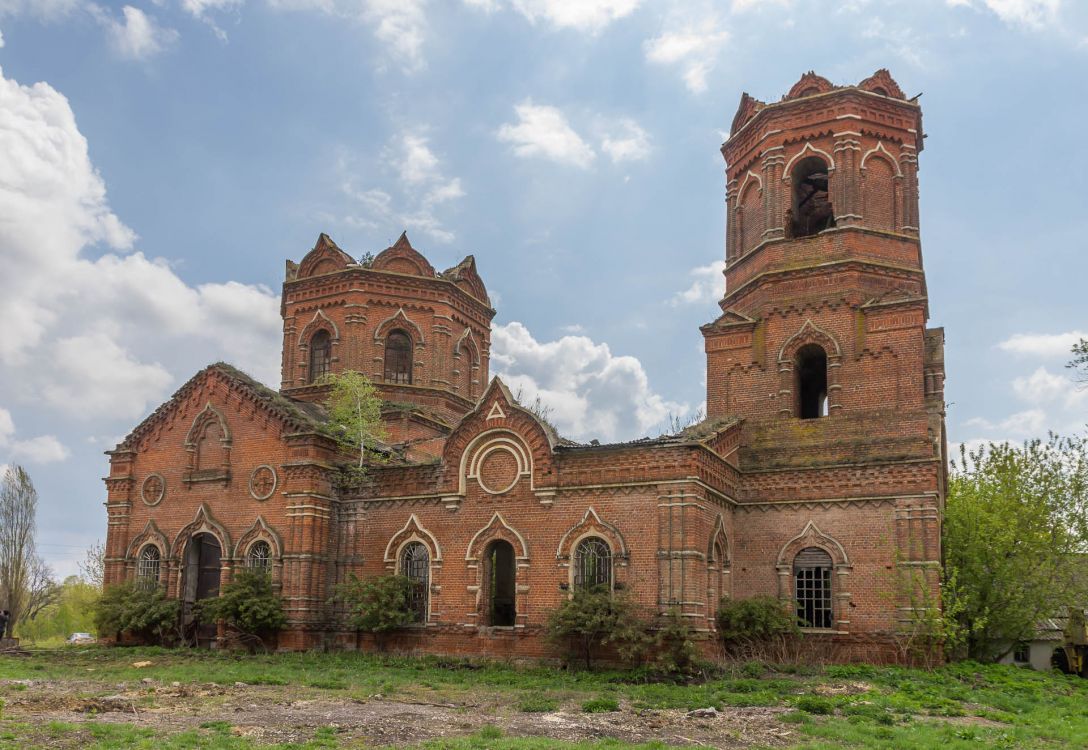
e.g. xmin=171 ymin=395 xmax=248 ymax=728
xmin=79 ymin=541 xmax=105 ymax=589
xmin=0 ymin=465 xmax=40 ymax=638
xmin=21 ymin=556 xmax=59 ymax=626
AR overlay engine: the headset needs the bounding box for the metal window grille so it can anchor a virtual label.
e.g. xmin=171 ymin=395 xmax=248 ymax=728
xmin=573 ymin=537 xmax=612 ymax=591
xmin=384 ymin=330 xmax=413 ymax=384
xmin=137 ymin=545 xmax=160 ymax=589
xmin=794 ymin=547 xmax=833 ymax=629
xmin=247 ymin=541 xmax=272 ymax=573
xmin=400 ymin=542 xmax=429 ymax=623
xmin=309 ymin=331 xmax=331 ymax=383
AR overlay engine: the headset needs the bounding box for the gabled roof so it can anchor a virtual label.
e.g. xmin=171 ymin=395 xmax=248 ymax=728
xmin=294 ymin=233 xmax=356 ymax=279
xmin=115 ymin=363 xmax=328 ymax=451
xmin=370 ymin=232 xmax=437 ymax=278
xmin=441 ymin=255 xmax=490 ymax=306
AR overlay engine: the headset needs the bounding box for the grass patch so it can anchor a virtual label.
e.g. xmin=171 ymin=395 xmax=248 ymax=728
xmin=517 ymin=694 xmax=559 ymax=713
xmin=582 ymin=696 xmax=620 ymax=713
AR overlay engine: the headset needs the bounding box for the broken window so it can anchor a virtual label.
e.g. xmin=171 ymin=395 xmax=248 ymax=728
xmin=308 ymin=330 xmax=331 ymax=383
xmin=400 ymin=542 xmax=429 ymax=623
xmin=794 ymin=546 xmax=833 ymax=629
xmin=137 ymin=545 xmax=161 ymax=589
xmin=795 ymin=344 xmax=828 ymax=419
xmin=790 ymin=156 xmax=835 ymax=238
xmin=384 ymin=330 xmax=413 ymax=384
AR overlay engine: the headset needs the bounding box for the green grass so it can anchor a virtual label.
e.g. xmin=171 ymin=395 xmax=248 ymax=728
xmin=2 ymin=647 xmax=1088 ymax=748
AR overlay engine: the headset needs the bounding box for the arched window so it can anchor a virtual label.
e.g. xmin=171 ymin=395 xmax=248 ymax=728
xmin=247 ymin=541 xmax=272 ymax=573
xmin=794 ymin=547 xmax=833 ymax=629
xmin=400 ymin=541 xmax=429 ymax=623
xmin=137 ymin=545 xmax=161 ymax=589
xmin=790 ymin=156 xmax=834 ymax=238
xmin=308 ymin=330 xmax=331 ymax=383
xmin=795 ymin=344 xmax=828 ymax=419
xmin=573 ymin=537 xmax=612 ymax=591
xmin=384 ymin=330 xmax=413 ymax=384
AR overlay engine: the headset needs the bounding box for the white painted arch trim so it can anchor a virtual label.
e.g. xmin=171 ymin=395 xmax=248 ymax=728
xmin=737 ymin=170 xmax=763 ymax=198
xmin=458 ymin=429 xmax=534 ymax=496
xmin=555 ymin=507 xmax=629 ymax=559
xmin=783 ymin=142 xmax=836 ymax=177
xmin=860 ymin=141 xmax=903 ymax=176
xmin=775 ymin=520 xmax=850 ymax=567
xmin=383 ymin=513 xmax=444 ymax=563
xmin=297 ymin=309 xmax=340 ymax=345
xmin=373 ymin=307 xmax=426 ymax=346
xmin=465 ymin=511 xmax=530 ymax=561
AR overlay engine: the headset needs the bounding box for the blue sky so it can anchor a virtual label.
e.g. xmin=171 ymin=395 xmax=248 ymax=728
xmin=0 ymin=0 xmax=1085 ymax=577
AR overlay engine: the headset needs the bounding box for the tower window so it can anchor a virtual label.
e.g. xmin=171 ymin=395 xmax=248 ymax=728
xmin=308 ymin=330 xmax=331 ymax=383
xmin=790 ymin=156 xmax=834 ymax=238
xmin=384 ymin=330 xmax=413 ymax=384
xmin=794 ymin=546 xmax=833 ymax=629
xmin=796 ymin=344 xmax=828 ymax=419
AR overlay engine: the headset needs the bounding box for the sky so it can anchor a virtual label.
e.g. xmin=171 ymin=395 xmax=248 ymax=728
xmin=0 ymin=0 xmax=1085 ymax=578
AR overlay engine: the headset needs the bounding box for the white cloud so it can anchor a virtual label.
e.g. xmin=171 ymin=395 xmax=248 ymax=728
xmin=336 ymin=132 xmax=466 ymax=243
xmin=599 ymin=118 xmax=651 ymax=163
xmin=490 ymin=321 xmax=686 ymax=442
xmin=731 ymin=0 xmax=790 ymax=12
xmin=644 ymin=17 xmax=729 ymax=93
xmin=268 ymin=0 xmax=428 ymax=71
xmin=964 ymin=408 xmax=1048 ymax=438
xmin=497 ymin=100 xmax=596 ymax=168
xmin=1011 ymin=366 xmax=1088 ymax=410
xmin=507 ymin=0 xmax=639 ymax=31
xmin=997 ymin=330 xmax=1085 ymax=358
xmin=0 ymin=64 xmax=282 ymax=433
xmin=181 ymin=0 xmax=244 ymax=41
xmin=950 ymin=0 xmax=1061 ymax=29
xmin=104 ymin=6 xmax=178 ymax=60
xmin=0 ymin=407 xmax=69 ymax=465
xmin=0 ymin=28 xmax=4 ymax=47
xmin=671 ymin=261 xmax=725 ymax=306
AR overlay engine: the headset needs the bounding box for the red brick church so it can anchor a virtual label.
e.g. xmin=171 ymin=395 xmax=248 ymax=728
xmin=103 ymin=70 xmax=946 ymax=659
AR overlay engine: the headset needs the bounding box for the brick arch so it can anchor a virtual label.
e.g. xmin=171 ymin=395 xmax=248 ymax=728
xmin=861 ymin=143 xmax=901 ymax=233
xmin=170 ymin=504 xmax=230 ymax=560
xmin=556 ymin=507 xmax=629 ymax=562
xmin=775 ymin=521 xmax=853 ymax=633
xmin=707 ymin=515 xmax=731 ymax=626
xmin=296 ymin=309 xmax=340 ymax=346
xmin=460 ymin=430 xmax=533 ymax=496
xmin=383 ymin=513 xmax=443 ymax=567
xmin=453 ymin=328 xmax=481 ymax=399
xmin=465 ymin=512 xmax=529 ymax=562
xmin=783 ymin=142 xmax=836 ymax=177
xmin=373 ymin=307 xmax=426 ymax=346
xmin=777 ymin=319 xmax=842 ymax=363
xmin=707 ymin=514 xmax=730 ymax=564
xmin=737 ymin=172 xmax=764 ymax=255
xmin=183 ymin=403 xmax=232 ymax=479
xmin=233 ymin=516 xmax=283 ymax=561
xmin=125 ymin=519 xmax=169 ymax=561
xmin=776 ymin=321 xmax=844 ymax=417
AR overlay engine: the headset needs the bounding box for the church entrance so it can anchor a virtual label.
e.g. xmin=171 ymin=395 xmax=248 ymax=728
xmin=183 ymin=533 xmax=222 ymax=647
xmin=486 ymin=540 xmax=516 ymax=627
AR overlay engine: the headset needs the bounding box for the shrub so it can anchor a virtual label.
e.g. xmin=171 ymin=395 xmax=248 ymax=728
xmin=330 ymin=574 xmax=417 ymax=650
xmin=716 ymin=596 xmax=799 ymax=658
xmin=517 ymin=694 xmax=558 ymax=713
xmin=795 ymin=695 xmax=835 ymax=715
xmin=582 ymin=696 xmax=620 ymax=713
xmin=195 ymin=569 xmax=286 ymax=652
xmin=93 ymin=582 xmax=179 ymax=645
xmin=545 ymin=587 xmax=652 ymax=669
xmin=653 ymin=607 xmax=700 ymax=676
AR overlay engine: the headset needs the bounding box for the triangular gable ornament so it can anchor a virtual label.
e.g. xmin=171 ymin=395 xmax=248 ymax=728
xmin=486 ymin=402 xmax=507 ymax=420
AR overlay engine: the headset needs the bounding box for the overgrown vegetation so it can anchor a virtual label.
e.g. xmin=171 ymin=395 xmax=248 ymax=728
xmin=14 ymin=575 xmax=98 ymax=645
xmin=0 ymin=465 xmax=58 ymax=639
xmin=194 ymin=568 xmax=285 ymax=651
xmin=330 ymin=574 xmax=417 ymax=650
xmin=321 ymin=370 xmax=386 ymax=469
xmin=92 ymin=581 xmax=179 ymax=645
xmin=943 ymin=434 xmax=1088 ymax=661
xmin=545 ymin=587 xmax=650 ymax=670
xmin=716 ymin=595 xmax=800 ymax=660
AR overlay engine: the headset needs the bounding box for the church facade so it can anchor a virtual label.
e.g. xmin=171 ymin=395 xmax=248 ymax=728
xmin=103 ymin=71 xmax=946 ymax=660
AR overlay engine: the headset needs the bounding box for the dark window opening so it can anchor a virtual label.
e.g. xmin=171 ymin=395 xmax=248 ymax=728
xmin=400 ymin=542 xmax=430 ymax=623
xmin=872 ymin=86 xmax=889 ymax=96
xmin=796 ymin=344 xmax=828 ymax=419
xmin=384 ymin=330 xmax=413 ymax=384
xmin=794 ymin=546 xmax=833 ymax=629
xmin=790 ymin=156 xmax=835 ymax=238
xmin=1013 ymin=643 xmax=1030 ymax=664
xmin=486 ymin=540 xmax=516 ymax=627
xmin=308 ymin=330 xmax=331 ymax=383
xmin=573 ymin=537 xmax=612 ymax=591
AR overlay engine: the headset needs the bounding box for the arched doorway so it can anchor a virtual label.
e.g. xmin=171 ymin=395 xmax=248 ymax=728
xmin=486 ymin=540 xmax=516 ymax=627
xmin=183 ymin=533 xmax=222 ymax=646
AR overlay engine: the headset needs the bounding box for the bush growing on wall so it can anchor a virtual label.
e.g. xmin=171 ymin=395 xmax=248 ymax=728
xmin=93 ymin=582 xmax=179 ymax=645
xmin=196 ymin=568 xmax=286 ymax=652
xmin=546 ymin=587 xmax=652 ymax=670
xmin=331 ymin=574 xmax=417 ymax=650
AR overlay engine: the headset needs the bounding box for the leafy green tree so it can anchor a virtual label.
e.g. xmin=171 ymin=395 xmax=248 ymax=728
xmin=1069 ymin=338 xmax=1088 ymax=383
xmin=93 ymin=581 xmax=179 ymax=645
xmin=0 ymin=465 xmax=57 ymax=639
xmin=322 ymin=371 xmax=386 ymax=468
xmin=944 ymin=435 xmax=1088 ymax=661
xmin=196 ymin=568 xmax=286 ymax=651
xmin=653 ymin=607 xmax=700 ymax=676
xmin=16 ymin=576 xmax=99 ymax=644
xmin=331 ymin=574 xmax=416 ymax=650
xmin=545 ymin=587 xmax=651 ymax=669
xmin=716 ymin=595 xmax=800 ymax=656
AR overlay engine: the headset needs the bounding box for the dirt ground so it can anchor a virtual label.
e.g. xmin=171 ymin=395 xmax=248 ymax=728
xmin=1 ymin=677 xmax=797 ymax=748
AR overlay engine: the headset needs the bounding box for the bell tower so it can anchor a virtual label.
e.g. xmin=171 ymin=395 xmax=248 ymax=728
xmin=702 ymin=70 xmax=945 ymax=473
